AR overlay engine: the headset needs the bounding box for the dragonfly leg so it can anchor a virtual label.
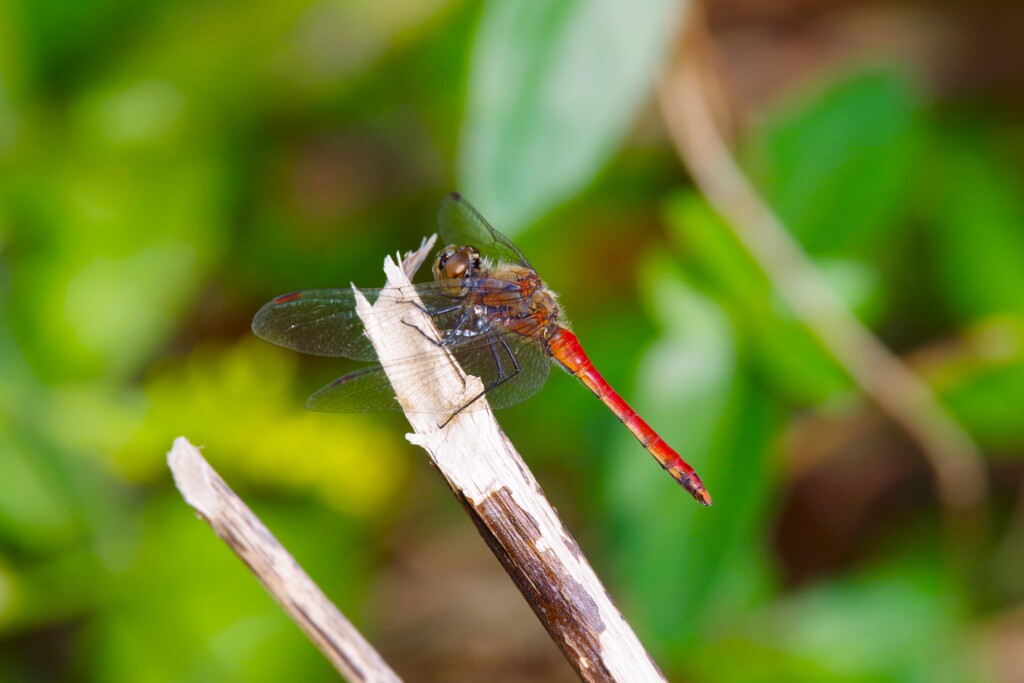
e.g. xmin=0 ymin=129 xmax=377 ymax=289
xmin=400 ymin=310 xmax=477 ymax=348
xmin=439 ymin=335 xmax=521 ymax=427
xmin=406 ymin=300 xmax=464 ymax=317
xmin=399 ymin=317 xmax=439 ymax=344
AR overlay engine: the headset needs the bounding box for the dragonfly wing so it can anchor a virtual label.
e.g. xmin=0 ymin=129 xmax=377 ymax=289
xmin=306 ymin=331 xmax=551 ymax=414
xmin=253 ymin=288 xmax=378 ymax=360
xmin=437 ymin=193 xmax=532 ymax=268
xmin=448 ymin=331 xmax=550 ymax=410
xmin=252 ymin=285 xmax=487 ymax=361
xmin=306 ymin=365 xmax=402 ymax=412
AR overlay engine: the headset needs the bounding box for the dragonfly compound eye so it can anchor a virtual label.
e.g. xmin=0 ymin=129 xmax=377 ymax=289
xmin=438 ymin=248 xmax=477 ymax=280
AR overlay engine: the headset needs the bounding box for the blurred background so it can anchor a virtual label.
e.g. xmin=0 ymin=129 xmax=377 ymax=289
xmin=1 ymin=0 xmax=1023 ymax=680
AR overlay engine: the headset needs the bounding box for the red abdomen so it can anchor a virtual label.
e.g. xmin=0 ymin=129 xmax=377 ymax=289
xmin=546 ymin=328 xmax=711 ymax=506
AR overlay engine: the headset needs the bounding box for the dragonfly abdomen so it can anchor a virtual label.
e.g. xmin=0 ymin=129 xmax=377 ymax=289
xmin=546 ymin=328 xmax=712 ymax=506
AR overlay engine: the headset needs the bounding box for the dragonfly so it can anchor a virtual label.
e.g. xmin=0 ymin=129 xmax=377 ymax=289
xmin=252 ymin=193 xmax=711 ymax=506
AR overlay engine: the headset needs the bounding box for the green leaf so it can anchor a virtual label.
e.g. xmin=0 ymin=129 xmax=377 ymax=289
xmin=459 ymin=0 xmax=684 ymax=233
xmin=664 ymin=191 xmax=854 ymax=404
xmin=0 ymin=428 xmax=76 ymax=548
xmin=81 ymin=494 xmax=350 ymax=683
xmin=747 ymin=69 xmax=922 ymax=255
xmin=10 ymin=150 xmax=226 ymax=382
xmin=945 ymin=359 xmax=1024 ymax=452
xmin=112 ymin=340 xmax=408 ymax=516
xmin=928 ymin=128 xmax=1024 ymax=321
xmin=694 ymin=550 xmax=977 ymax=683
xmin=606 ymin=258 xmax=780 ymax=655
xmin=926 ymin=316 xmax=1024 ymax=451
xmin=0 ymin=1 xmax=23 ymax=158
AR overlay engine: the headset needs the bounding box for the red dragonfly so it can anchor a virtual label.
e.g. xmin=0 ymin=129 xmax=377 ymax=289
xmin=253 ymin=193 xmax=711 ymax=506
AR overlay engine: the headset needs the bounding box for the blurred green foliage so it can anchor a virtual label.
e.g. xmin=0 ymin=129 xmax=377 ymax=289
xmin=460 ymin=0 xmax=681 ymax=232
xmin=1 ymin=1 xmax=1023 ymax=681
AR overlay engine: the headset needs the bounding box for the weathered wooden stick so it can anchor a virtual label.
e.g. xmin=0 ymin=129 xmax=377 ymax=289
xmin=354 ymin=245 xmax=666 ymax=682
xmin=167 ymin=436 xmax=403 ymax=683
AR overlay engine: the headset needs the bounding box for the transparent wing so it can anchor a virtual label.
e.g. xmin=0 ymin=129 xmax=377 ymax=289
xmin=307 ymin=329 xmax=551 ymax=413
xmin=253 ymin=288 xmax=381 ymax=360
xmin=306 ymin=365 xmax=401 ymax=412
xmin=437 ymin=193 xmax=532 ymax=268
xmin=251 ymin=278 xmax=526 ymax=361
xmin=472 ymin=331 xmax=550 ymax=409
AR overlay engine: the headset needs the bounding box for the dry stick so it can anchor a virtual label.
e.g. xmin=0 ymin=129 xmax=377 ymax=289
xmin=167 ymin=437 xmax=403 ymax=683
xmin=354 ymin=244 xmax=666 ymax=683
xmin=658 ymin=41 xmax=989 ymax=523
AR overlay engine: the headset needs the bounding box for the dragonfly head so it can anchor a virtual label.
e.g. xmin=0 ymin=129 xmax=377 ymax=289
xmin=434 ymin=245 xmax=482 ymax=294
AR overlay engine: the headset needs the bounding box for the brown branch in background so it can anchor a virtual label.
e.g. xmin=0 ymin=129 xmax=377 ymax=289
xmin=658 ymin=16 xmax=988 ymax=531
xmin=167 ymin=437 xmax=403 ymax=683
xmin=351 ymin=241 xmax=667 ymax=682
